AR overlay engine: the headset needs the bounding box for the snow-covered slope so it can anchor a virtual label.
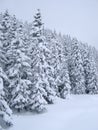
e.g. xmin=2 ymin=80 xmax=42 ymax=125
xmin=9 ymin=95 xmax=98 ymax=130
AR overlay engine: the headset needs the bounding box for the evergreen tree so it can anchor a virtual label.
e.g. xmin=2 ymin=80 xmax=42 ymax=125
xmin=0 ymin=67 xmax=13 ymax=129
xmin=29 ymin=9 xmax=56 ymax=110
xmin=81 ymin=44 xmax=98 ymax=94
xmin=57 ymin=61 xmax=71 ymax=98
xmin=69 ymin=38 xmax=85 ymax=94
xmin=0 ymin=10 xmax=11 ymax=51
xmin=44 ymin=29 xmax=71 ymax=98
xmin=6 ymin=40 xmax=32 ymax=111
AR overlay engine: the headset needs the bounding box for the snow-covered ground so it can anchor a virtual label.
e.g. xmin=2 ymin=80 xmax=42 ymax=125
xmin=9 ymin=95 xmax=98 ymax=130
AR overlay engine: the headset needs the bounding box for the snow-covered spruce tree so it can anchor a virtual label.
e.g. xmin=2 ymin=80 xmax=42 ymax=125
xmin=0 ymin=67 xmax=13 ymax=129
xmin=43 ymin=29 xmax=71 ymax=98
xmin=60 ymin=36 xmax=71 ymax=98
xmin=6 ymin=39 xmax=33 ymax=112
xmin=0 ymin=10 xmax=11 ymax=52
xmin=3 ymin=17 xmax=32 ymax=112
xmin=22 ymin=22 xmax=32 ymax=53
xmin=0 ymin=35 xmax=12 ymax=128
xmin=62 ymin=35 xmax=72 ymax=58
xmin=81 ymin=44 xmax=98 ymax=94
xmin=43 ymin=29 xmax=58 ymax=93
xmin=52 ymin=34 xmax=71 ymax=98
xmin=9 ymin=15 xmax=18 ymax=41
xmin=92 ymin=47 xmax=98 ymax=73
xmin=25 ymin=10 xmax=47 ymax=113
xmin=56 ymin=61 xmax=71 ymax=99
xmin=88 ymin=46 xmax=98 ymax=94
xmin=69 ymin=38 xmax=85 ymax=94
xmin=29 ymin=9 xmax=56 ymax=110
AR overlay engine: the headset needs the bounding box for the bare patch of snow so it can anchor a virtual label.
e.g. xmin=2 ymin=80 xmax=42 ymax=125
xmin=9 ymin=95 xmax=98 ymax=130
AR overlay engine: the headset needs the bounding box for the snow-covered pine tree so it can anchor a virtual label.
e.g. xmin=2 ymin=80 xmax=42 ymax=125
xmin=0 ymin=10 xmax=11 ymax=52
xmin=22 ymin=22 xmax=31 ymax=53
xmin=91 ymin=47 xmax=98 ymax=74
xmin=29 ymin=9 xmax=56 ymax=112
xmin=0 ymin=67 xmax=13 ymax=129
xmin=43 ymin=29 xmax=71 ymax=98
xmin=53 ymin=34 xmax=71 ymax=98
xmin=56 ymin=61 xmax=71 ymax=99
xmin=88 ymin=46 xmax=98 ymax=94
xmin=3 ymin=18 xmax=33 ymax=111
xmin=43 ymin=29 xmax=57 ymax=93
xmin=6 ymin=40 xmax=32 ymax=111
xmin=9 ymin=15 xmax=17 ymax=41
xmin=81 ymin=44 xmax=98 ymax=94
xmin=69 ymin=38 xmax=85 ymax=94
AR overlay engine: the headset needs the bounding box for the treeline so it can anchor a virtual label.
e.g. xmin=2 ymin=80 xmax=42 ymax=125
xmin=0 ymin=9 xmax=98 ymax=129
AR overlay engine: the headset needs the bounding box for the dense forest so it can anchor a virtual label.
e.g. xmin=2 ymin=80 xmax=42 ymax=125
xmin=0 ymin=9 xmax=98 ymax=129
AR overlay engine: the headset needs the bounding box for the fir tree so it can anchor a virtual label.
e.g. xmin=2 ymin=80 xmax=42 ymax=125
xmin=6 ymin=41 xmax=32 ymax=111
xmin=0 ymin=10 xmax=11 ymax=51
xmin=82 ymin=44 xmax=98 ymax=94
xmin=30 ymin=9 xmax=56 ymax=110
xmin=0 ymin=67 xmax=13 ymax=129
xmin=69 ymin=38 xmax=85 ymax=94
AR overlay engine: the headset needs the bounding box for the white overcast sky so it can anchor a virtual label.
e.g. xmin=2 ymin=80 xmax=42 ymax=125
xmin=0 ymin=0 xmax=98 ymax=49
